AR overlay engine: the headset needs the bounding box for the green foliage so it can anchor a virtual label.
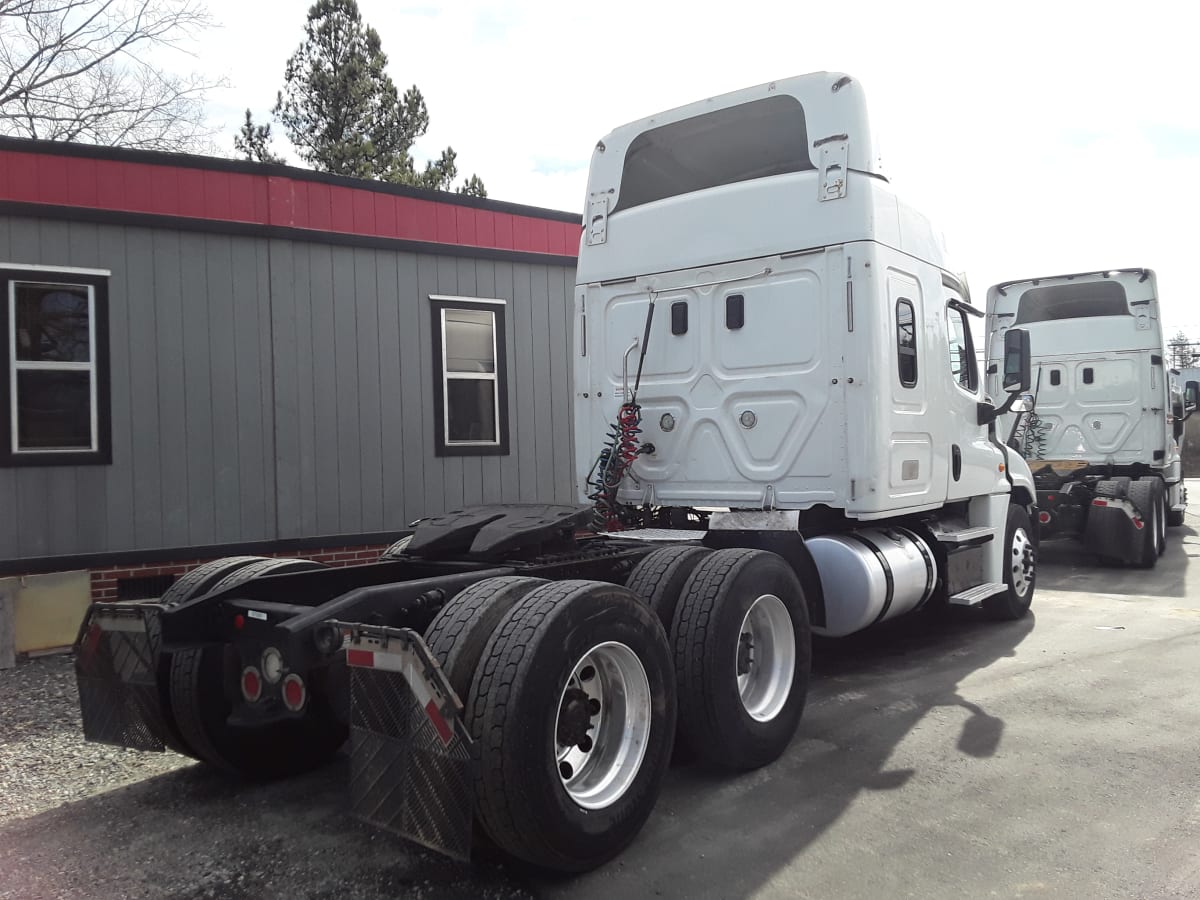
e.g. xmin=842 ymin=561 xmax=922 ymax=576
xmin=233 ymin=110 xmax=285 ymax=163
xmin=273 ymin=0 xmax=484 ymax=194
xmin=457 ymin=174 xmax=488 ymax=198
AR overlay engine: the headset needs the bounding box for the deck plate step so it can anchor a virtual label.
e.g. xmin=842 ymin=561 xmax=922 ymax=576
xmin=949 ymin=582 xmax=1007 ymax=606
xmin=934 ymin=526 xmax=995 ymax=544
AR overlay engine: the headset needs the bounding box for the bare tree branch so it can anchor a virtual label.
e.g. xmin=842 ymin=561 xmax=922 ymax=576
xmin=0 ymin=0 xmax=223 ymax=151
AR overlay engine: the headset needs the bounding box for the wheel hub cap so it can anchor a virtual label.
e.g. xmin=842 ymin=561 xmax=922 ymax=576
xmin=1011 ymin=527 xmax=1035 ymax=597
xmin=554 ymin=642 xmax=651 ymax=810
xmin=736 ymin=594 xmax=796 ymax=723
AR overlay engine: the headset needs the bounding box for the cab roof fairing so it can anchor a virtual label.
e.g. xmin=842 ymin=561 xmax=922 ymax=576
xmin=583 ymin=71 xmax=886 ymax=211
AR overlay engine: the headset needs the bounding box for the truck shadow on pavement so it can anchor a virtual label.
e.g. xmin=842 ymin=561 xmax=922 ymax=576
xmin=531 ymin=607 xmax=1035 ymax=899
xmin=0 ymin=609 xmax=1032 ymax=900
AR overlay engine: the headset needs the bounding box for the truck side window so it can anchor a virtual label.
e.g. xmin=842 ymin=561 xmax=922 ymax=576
xmin=1050 ymin=369 xmax=1061 ymax=386
xmin=896 ymin=299 xmax=918 ymax=387
xmin=946 ymin=306 xmax=978 ymax=392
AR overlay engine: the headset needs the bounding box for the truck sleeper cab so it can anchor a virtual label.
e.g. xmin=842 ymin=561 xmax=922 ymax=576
xmin=986 ymin=269 xmax=1197 ymax=567
xmin=74 ymin=72 xmax=1040 ymax=875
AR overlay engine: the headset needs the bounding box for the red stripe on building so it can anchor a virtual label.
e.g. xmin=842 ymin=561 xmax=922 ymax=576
xmin=0 ymin=146 xmax=582 ymax=258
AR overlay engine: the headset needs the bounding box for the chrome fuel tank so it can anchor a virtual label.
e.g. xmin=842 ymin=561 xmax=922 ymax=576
xmin=807 ymin=527 xmax=935 ymax=637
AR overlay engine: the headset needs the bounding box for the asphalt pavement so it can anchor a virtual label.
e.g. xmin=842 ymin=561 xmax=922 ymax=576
xmin=2 ymin=485 xmax=1199 ymax=899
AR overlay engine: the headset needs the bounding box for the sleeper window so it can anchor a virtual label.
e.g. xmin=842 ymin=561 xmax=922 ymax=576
xmin=896 ymin=299 xmax=918 ymax=387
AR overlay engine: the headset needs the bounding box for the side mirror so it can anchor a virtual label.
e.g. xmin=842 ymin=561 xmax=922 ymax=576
xmin=1010 ymin=392 xmax=1035 ymax=413
xmin=1185 ymin=380 xmax=1199 ymax=419
xmin=1002 ymin=328 xmax=1031 ymax=393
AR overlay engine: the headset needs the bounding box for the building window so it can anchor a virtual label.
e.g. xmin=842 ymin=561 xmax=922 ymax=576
xmin=946 ymin=306 xmax=978 ymax=392
xmin=431 ymin=295 xmax=509 ymax=456
xmin=1 ymin=266 xmax=111 ymax=466
xmin=896 ymin=298 xmax=918 ymax=387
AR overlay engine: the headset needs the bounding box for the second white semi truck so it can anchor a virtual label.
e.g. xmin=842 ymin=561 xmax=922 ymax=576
xmin=986 ymin=269 xmax=1197 ymax=567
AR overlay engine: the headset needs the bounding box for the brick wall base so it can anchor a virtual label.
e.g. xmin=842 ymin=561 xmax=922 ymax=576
xmin=89 ymin=543 xmax=390 ymax=604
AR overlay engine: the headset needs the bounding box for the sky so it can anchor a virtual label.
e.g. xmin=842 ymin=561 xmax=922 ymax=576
xmin=187 ymin=0 xmax=1199 ymax=339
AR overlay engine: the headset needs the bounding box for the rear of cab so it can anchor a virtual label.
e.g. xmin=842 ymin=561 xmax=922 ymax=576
xmin=574 ymin=72 xmax=1021 ymax=520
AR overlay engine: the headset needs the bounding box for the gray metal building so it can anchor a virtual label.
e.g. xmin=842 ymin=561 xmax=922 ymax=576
xmin=0 ymin=137 xmax=580 ymax=597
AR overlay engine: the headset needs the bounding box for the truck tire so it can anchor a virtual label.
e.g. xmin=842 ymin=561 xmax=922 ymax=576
xmin=378 ymin=535 xmax=413 ymax=561
xmin=169 ymin=557 xmax=349 ymax=779
xmin=469 ymin=580 xmax=675 ymax=872
xmin=984 ymin=505 xmax=1037 ymax=620
xmin=1094 ymin=477 xmax=1131 ymax=499
xmin=150 ymin=556 xmax=271 ymax=757
xmin=624 ymin=544 xmax=712 ymax=628
xmin=423 ymin=576 xmax=548 ymax=703
xmin=1128 ymin=478 xmax=1164 ymax=568
xmin=672 ymin=549 xmax=811 ymax=771
xmin=1168 ymin=507 xmax=1185 ymax=527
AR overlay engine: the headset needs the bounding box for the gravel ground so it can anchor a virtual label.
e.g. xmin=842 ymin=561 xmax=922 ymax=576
xmin=0 ymin=655 xmax=188 ymax=821
xmin=0 ymin=654 xmax=532 ymax=900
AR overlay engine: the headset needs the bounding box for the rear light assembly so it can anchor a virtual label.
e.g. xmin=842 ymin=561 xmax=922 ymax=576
xmin=1038 ymin=511 xmax=1051 ymax=525
xmin=282 ymin=673 xmax=307 ymax=711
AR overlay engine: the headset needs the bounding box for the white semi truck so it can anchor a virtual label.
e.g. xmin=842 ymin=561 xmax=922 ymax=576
xmin=75 ymin=72 xmax=1040 ymax=873
xmin=986 ymin=269 xmax=1198 ymax=567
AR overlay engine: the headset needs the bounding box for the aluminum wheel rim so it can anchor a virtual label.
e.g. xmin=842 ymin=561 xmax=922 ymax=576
xmin=1011 ymin=527 xmax=1035 ymax=597
xmin=554 ymin=641 xmax=651 ymax=810
xmin=736 ymin=594 xmax=796 ymax=722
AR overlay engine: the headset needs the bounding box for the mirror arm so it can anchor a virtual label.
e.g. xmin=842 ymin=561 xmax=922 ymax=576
xmin=977 ymin=391 xmax=1021 ymax=427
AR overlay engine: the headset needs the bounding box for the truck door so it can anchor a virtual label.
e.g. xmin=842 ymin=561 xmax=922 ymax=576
xmin=943 ymin=289 xmax=1004 ymax=502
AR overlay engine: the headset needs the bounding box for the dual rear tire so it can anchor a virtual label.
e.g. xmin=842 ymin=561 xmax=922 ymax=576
xmin=424 ymin=577 xmax=676 ymax=872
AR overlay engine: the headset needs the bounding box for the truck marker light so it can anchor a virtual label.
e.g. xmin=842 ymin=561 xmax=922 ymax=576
xmin=998 ymin=464 xmax=1006 ymax=472
xmin=241 ymin=667 xmax=262 ymax=702
xmin=1093 ymin=499 xmax=1108 ymax=507
xmin=1133 ymin=518 xmax=1144 ymax=530
xmin=282 ymin=674 xmax=306 ymax=711
xmin=1038 ymin=511 xmax=1051 ymax=524
xmin=233 ymin=614 xmax=245 ymax=630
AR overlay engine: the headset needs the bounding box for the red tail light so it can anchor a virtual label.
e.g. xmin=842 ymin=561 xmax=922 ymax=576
xmin=282 ymin=673 xmax=307 ymax=711
xmin=1038 ymin=511 xmax=1051 ymax=524
xmin=1092 ymin=499 xmax=1108 ymax=507
xmin=241 ymin=667 xmax=262 ymax=702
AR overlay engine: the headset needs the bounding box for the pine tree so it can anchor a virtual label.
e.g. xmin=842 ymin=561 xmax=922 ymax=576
xmin=233 ymin=110 xmax=285 ymax=163
xmin=273 ymin=0 xmax=484 ymax=193
xmin=1168 ymin=330 xmax=1197 ymax=369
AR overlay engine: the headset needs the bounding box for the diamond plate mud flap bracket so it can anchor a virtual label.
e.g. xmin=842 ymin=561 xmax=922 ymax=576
xmin=337 ymin=622 xmax=474 ymax=862
xmin=74 ymin=602 xmax=170 ymax=752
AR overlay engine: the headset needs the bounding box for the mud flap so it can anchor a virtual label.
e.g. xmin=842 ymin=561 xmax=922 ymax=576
xmin=74 ymin=603 xmax=170 ymax=751
xmin=1084 ymin=500 xmax=1143 ymax=564
xmin=338 ymin=623 xmax=474 ymax=862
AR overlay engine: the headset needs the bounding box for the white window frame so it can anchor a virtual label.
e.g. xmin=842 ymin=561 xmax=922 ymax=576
xmin=439 ymin=304 xmax=501 ymax=448
xmin=8 ymin=278 xmax=99 ymax=455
